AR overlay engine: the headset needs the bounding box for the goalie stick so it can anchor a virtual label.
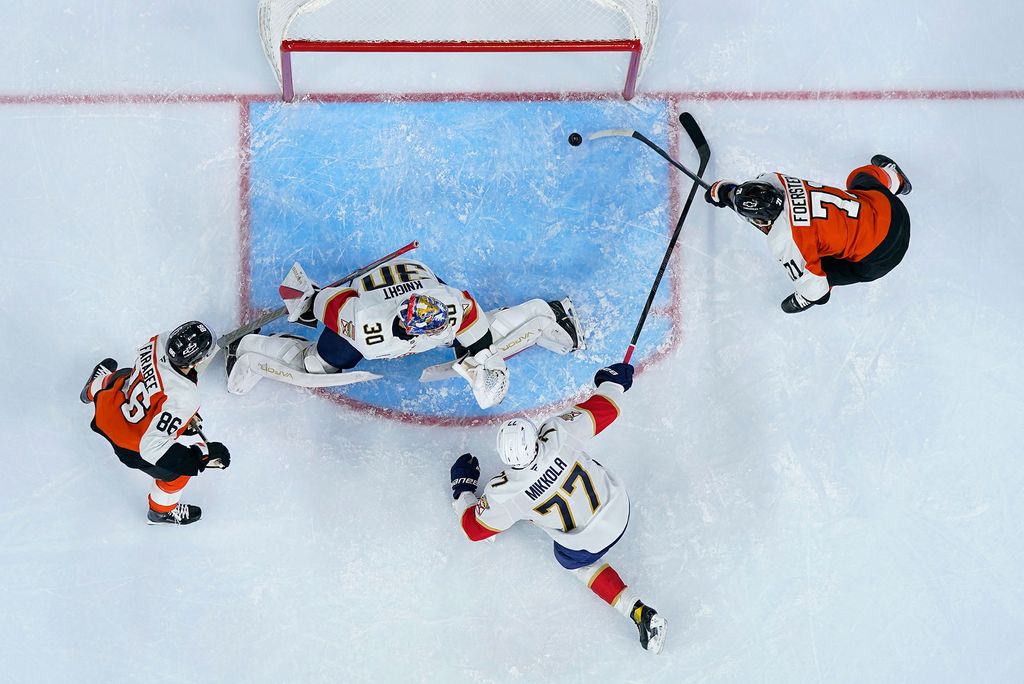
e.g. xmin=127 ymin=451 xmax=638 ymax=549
xmin=217 ymin=240 xmax=419 ymax=349
xmin=576 ymin=113 xmax=711 ymax=364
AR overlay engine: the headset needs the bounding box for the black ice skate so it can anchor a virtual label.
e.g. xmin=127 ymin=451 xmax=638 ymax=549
xmin=79 ymin=358 xmax=118 ymax=404
xmin=547 ymin=298 xmax=586 ymax=352
xmin=147 ymin=503 xmax=202 ymax=525
xmin=870 ymin=154 xmax=912 ymax=196
xmin=630 ymin=601 xmax=667 ymax=655
xmin=781 ymin=290 xmax=830 ymax=314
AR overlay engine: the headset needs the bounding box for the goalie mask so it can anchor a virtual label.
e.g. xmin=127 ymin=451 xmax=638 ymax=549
xmin=167 ymin=320 xmax=216 ymax=369
xmin=400 ymin=294 xmax=450 ymax=335
xmin=496 ymin=418 xmax=539 ymax=469
xmin=734 ymin=181 xmax=784 ymax=231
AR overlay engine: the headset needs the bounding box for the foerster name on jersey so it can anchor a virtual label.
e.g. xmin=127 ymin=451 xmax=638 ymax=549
xmin=525 ymin=457 xmax=569 ymax=501
xmin=782 ymin=174 xmax=811 ymax=227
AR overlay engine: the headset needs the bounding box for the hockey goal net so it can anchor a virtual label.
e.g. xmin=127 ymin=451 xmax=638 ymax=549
xmin=258 ymin=0 xmax=660 ymax=101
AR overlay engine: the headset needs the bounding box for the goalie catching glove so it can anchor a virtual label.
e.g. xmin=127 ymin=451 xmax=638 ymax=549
xmin=279 ymin=262 xmax=321 ymax=328
xmin=453 ymin=346 xmax=509 ymax=409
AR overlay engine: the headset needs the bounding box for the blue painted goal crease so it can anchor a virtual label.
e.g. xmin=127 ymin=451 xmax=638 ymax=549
xmin=247 ymin=98 xmax=676 ymax=420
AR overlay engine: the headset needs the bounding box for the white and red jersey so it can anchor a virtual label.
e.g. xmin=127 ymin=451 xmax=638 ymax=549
xmin=759 ymin=171 xmax=895 ymax=302
xmin=92 ymin=333 xmax=202 ymax=466
xmin=455 ymin=383 xmax=629 ymax=553
xmin=311 ymin=258 xmax=490 ymax=359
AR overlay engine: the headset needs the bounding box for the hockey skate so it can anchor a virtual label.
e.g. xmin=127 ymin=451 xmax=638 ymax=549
xmin=630 ymin=601 xmax=667 ymax=655
xmin=79 ymin=358 xmax=118 ymax=404
xmin=147 ymin=503 xmax=202 ymax=525
xmin=870 ymin=154 xmax=912 ymax=196
xmin=547 ymin=298 xmax=586 ymax=352
xmin=781 ymin=290 xmax=830 ymax=314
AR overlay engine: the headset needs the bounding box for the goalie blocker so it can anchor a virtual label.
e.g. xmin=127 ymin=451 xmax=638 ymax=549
xmin=226 ymin=258 xmax=585 ymax=409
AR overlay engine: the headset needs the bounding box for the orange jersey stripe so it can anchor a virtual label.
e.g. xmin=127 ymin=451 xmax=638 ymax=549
xmin=779 ymin=172 xmax=893 ymax=267
xmin=93 ymin=373 xmax=169 ymax=453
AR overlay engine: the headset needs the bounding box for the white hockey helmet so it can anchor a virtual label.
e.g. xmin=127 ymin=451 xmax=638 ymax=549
xmin=496 ymin=418 xmax=539 ymax=469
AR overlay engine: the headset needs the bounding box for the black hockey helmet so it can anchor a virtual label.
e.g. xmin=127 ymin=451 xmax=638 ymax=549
xmin=734 ymin=181 xmax=784 ymax=229
xmin=167 ymin=320 xmax=215 ymax=369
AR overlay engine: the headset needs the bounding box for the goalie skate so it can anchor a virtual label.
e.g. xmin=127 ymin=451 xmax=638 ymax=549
xmin=546 ymin=297 xmax=586 ymax=352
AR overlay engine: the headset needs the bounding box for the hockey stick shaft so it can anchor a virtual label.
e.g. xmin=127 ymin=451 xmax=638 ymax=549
xmin=217 ymin=240 xmax=420 ymax=349
xmin=587 ymin=128 xmax=712 ymax=191
xmin=623 ymin=112 xmax=711 ymax=365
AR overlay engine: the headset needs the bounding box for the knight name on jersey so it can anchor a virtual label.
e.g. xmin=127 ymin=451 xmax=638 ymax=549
xmin=379 ymin=280 xmax=424 ymax=300
xmin=525 ymin=456 xmax=569 ymax=501
xmin=781 ymin=174 xmax=811 ymax=227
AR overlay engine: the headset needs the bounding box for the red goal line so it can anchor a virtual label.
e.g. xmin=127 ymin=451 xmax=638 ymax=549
xmin=2 ymin=89 xmax=1023 ymax=106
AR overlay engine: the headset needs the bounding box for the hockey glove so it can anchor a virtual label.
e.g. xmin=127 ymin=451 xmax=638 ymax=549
xmin=594 ymin=363 xmax=634 ymax=392
xmin=280 ymin=262 xmax=321 ymax=328
xmin=201 ymin=442 xmax=231 ymax=470
xmin=705 ymin=180 xmax=737 ymax=209
xmin=183 ymin=413 xmax=203 ymax=436
xmin=450 ymin=453 xmax=480 ymax=500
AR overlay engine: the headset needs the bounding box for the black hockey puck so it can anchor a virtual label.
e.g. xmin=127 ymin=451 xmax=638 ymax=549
xmin=568 ymin=132 xmax=583 ymax=147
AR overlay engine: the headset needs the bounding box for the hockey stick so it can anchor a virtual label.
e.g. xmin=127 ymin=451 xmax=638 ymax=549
xmin=614 ymin=113 xmax=711 ymax=364
xmin=583 ymin=127 xmax=712 ymax=192
xmin=217 ymin=240 xmax=420 ymax=349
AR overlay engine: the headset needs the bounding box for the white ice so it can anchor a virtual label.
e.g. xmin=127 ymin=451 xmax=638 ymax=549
xmin=2 ymin=2 xmax=1023 ymax=682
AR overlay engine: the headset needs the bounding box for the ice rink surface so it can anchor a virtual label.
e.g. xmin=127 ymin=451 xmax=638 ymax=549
xmin=2 ymin=2 xmax=1023 ymax=683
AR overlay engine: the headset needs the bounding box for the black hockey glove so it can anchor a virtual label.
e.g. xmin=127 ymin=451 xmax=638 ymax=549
xmin=450 ymin=453 xmax=480 ymax=500
xmin=201 ymin=441 xmax=231 ymax=470
xmin=594 ymin=362 xmax=634 ymax=392
xmin=705 ymin=180 xmax=737 ymax=209
xmin=183 ymin=413 xmax=203 ymax=436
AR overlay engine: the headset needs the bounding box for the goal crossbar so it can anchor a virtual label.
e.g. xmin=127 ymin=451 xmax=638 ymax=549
xmin=278 ymin=39 xmax=644 ymax=101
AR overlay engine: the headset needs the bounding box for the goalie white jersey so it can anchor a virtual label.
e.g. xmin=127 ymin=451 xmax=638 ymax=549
xmin=313 ymin=259 xmax=490 ymax=359
xmin=456 ymin=383 xmax=629 ymax=552
xmin=226 ymin=256 xmax=584 ymax=408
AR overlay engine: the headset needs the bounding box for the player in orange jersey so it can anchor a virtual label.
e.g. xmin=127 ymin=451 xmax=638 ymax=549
xmin=705 ymin=155 xmax=912 ymax=313
xmin=80 ymin=321 xmax=230 ymax=525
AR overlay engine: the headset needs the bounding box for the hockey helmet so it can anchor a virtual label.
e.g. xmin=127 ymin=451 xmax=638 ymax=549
xmin=496 ymin=418 xmax=539 ymax=469
xmin=167 ymin=320 xmax=216 ymax=369
xmin=400 ymin=293 xmax=450 ymax=335
xmin=734 ymin=181 xmax=784 ymax=229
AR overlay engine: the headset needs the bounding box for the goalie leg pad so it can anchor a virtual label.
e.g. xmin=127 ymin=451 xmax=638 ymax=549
xmin=226 ymin=333 xmax=311 ymax=395
xmin=488 ymin=298 xmax=584 ymax=356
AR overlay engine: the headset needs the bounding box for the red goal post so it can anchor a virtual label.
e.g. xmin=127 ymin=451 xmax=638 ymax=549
xmin=258 ymin=0 xmax=660 ymax=101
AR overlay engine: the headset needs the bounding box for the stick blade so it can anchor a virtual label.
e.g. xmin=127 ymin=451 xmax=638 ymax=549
xmin=678 ymin=112 xmax=711 ymax=172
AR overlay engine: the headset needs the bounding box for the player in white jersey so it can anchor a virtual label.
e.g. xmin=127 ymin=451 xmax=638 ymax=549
xmin=80 ymin=321 xmax=231 ymax=525
xmin=225 ymin=258 xmax=584 ymax=408
xmin=448 ymin=363 xmax=667 ymax=654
